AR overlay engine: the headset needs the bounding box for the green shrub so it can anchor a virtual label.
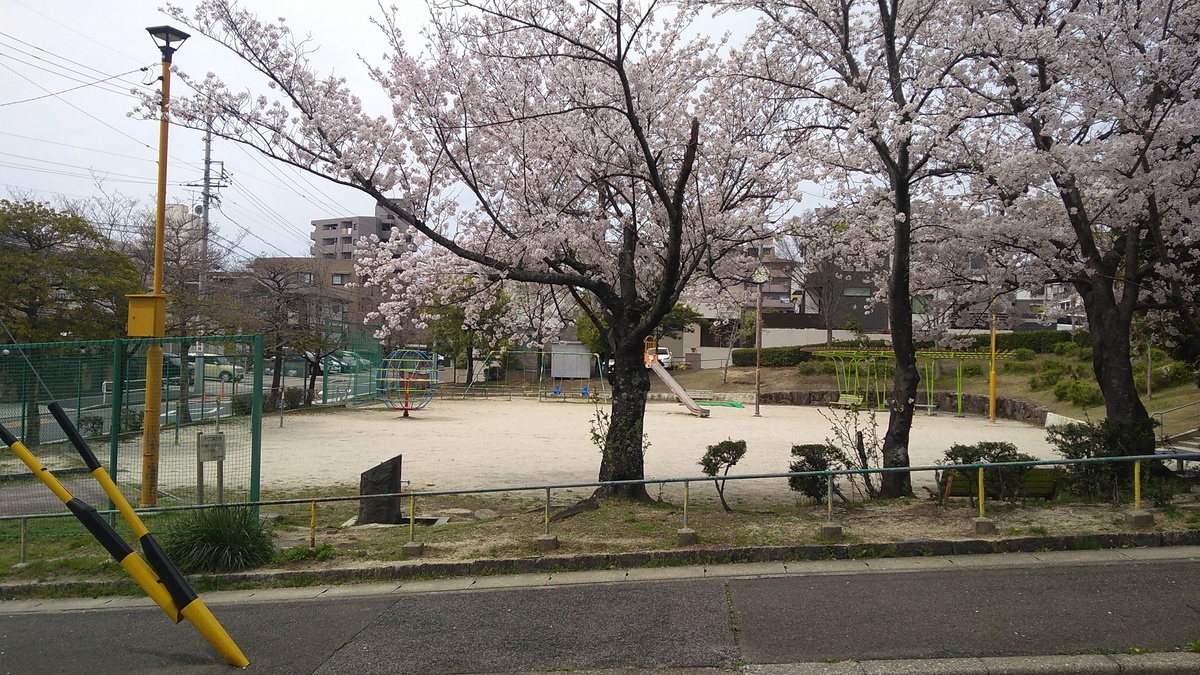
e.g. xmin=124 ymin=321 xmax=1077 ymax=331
xmin=961 ymin=363 xmax=983 ymax=377
xmin=119 ymin=407 xmax=143 ymax=433
xmin=1004 ymin=361 xmax=1038 ymax=374
xmin=77 ymin=415 xmax=104 ymax=437
xmin=965 ymin=330 xmax=1078 ymax=354
xmin=1047 ymin=418 xmax=1155 ymax=501
xmin=1052 ymin=342 xmax=1080 ymax=357
xmin=283 ymin=386 xmax=306 ymax=409
xmin=731 ymin=345 xmax=811 ymax=367
xmin=1013 ymin=348 xmax=1037 ymax=361
xmin=939 ymin=441 xmax=1038 ymax=501
xmin=699 ymin=439 xmax=747 ymax=512
xmin=231 ymin=393 xmax=253 ymax=416
xmin=1143 ymin=476 xmax=1183 ymax=508
xmin=1072 ymin=331 xmax=1092 ymax=348
xmin=160 ymin=507 xmax=274 ymax=574
xmin=1134 ymin=361 xmax=1197 ymax=390
xmin=1052 ymin=379 xmax=1104 ymax=408
xmin=1077 ymin=347 xmax=1093 ymax=362
xmin=1029 ymin=370 xmax=1065 ymax=391
xmin=1040 ymin=358 xmax=1068 ymax=373
xmin=278 ymin=543 xmax=335 ymax=563
xmin=788 ymin=443 xmax=841 ymax=501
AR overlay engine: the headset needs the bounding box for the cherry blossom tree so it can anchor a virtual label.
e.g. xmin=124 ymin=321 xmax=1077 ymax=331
xmin=962 ymin=0 xmax=1200 ymax=452
xmin=161 ymin=0 xmax=794 ymax=498
xmin=729 ymin=0 xmax=980 ymax=497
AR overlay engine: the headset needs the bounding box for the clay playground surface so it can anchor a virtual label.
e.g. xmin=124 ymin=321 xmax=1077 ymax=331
xmin=260 ymin=399 xmax=1058 ymax=503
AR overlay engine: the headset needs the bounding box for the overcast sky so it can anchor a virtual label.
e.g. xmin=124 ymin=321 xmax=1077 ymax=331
xmin=1 ymin=0 xmax=431 ymax=261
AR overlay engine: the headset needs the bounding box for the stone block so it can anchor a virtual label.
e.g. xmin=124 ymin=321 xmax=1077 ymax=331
xmin=401 ymin=541 xmax=424 ymax=557
xmin=1125 ymin=510 xmax=1155 ymax=529
xmin=819 ymin=523 xmax=844 ymax=542
xmin=677 ymin=528 xmax=699 ymax=546
xmin=536 ymin=534 xmax=559 ymax=553
xmin=973 ymin=517 xmax=996 ymax=535
xmin=359 ymin=454 xmax=403 ymax=524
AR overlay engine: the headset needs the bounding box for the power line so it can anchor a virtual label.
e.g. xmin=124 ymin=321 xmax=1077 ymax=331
xmin=8 ymin=1 xmax=146 ymax=68
xmin=0 ymin=64 xmax=144 ymax=107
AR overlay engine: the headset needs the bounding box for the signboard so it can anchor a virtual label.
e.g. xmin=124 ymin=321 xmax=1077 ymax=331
xmin=197 ymin=432 xmax=226 ymax=462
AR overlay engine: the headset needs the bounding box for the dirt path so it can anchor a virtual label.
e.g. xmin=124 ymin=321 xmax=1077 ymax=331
xmin=260 ymin=399 xmax=1057 ymax=503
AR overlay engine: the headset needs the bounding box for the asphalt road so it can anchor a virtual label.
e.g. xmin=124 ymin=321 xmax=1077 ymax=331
xmin=1 ymin=549 xmax=1198 ymax=674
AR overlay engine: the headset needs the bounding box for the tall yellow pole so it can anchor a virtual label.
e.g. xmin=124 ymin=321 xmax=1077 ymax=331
xmin=135 ymin=27 xmax=187 ymax=506
xmin=988 ymin=312 xmax=997 ymax=424
xmin=139 ymin=51 xmax=174 ymax=508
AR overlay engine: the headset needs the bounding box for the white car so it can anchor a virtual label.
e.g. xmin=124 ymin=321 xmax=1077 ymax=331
xmin=644 ymin=347 xmax=672 ymax=369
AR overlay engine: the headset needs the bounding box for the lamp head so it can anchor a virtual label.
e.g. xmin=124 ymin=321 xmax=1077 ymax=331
xmin=146 ymin=25 xmax=190 ymax=61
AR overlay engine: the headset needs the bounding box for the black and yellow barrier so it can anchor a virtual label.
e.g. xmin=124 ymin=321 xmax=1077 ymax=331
xmin=0 ymin=405 xmax=249 ymax=668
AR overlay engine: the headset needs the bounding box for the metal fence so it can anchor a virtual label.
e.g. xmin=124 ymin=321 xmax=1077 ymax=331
xmin=3 ymin=451 xmax=1197 ymax=567
xmin=0 ymin=335 xmax=262 ymax=516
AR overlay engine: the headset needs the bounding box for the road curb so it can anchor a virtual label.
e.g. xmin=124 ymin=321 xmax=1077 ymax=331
xmin=744 ymin=652 xmax=1200 ymax=674
xmin=2 ymin=529 xmax=1198 ymax=599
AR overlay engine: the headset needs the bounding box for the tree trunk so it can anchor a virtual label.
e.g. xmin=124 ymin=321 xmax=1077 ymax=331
xmin=596 ymin=343 xmax=651 ymax=500
xmin=880 ymin=183 xmax=916 ymax=499
xmin=1076 ymin=278 xmax=1154 ymax=455
xmin=177 ymin=358 xmax=193 ymax=425
xmin=22 ymin=376 xmax=40 ymax=448
xmin=269 ymin=345 xmax=284 ymax=407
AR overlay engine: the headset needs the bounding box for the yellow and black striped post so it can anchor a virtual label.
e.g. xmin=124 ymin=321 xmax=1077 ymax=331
xmin=47 ymin=402 xmax=249 ymax=668
xmin=0 ymin=421 xmax=179 ymax=621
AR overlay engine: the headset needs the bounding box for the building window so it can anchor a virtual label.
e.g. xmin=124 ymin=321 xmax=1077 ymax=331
xmin=341 ymin=236 xmax=352 ymax=244
xmin=332 ymin=273 xmax=350 ymax=286
xmin=382 ymin=222 xmax=393 ymax=231
xmin=323 ymin=253 xmax=335 ymax=259
xmin=298 ymin=272 xmax=314 ymax=284
xmin=842 ymin=287 xmax=871 ymax=297
xmin=340 ymin=252 xmax=352 ymax=259
xmin=322 ymin=237 xmax=336 ymax=245
xmin=323 ymin=224 xmax=336 ymax=230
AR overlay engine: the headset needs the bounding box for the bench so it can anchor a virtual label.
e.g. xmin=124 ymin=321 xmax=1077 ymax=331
xmin=829 ymin=394 xmax=864 ymax=409
xmin=943 ymin=467 xmax=1061 ymax=502
xmin=685 ymin=390 xmax=714 ymax=401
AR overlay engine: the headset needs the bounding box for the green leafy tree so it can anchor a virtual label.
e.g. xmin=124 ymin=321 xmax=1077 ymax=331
xmin=578 ymin=304 xmax=706 ymax=357
xmin=424 ymin=287 xmax=512 ymax=384
xmin=0 ymin=199 xmax=139 ymax=446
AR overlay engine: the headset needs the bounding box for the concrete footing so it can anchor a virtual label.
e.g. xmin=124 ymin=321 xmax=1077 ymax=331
xmin=819 ymin=523 xmax=844 ymax=542
xmin=1125 ymin=510 xmax=1155 ymax=529
xmin=536 ymin=534 xmax=559 ymax=553
xmin=401 ymin=541 xmax=425 ymax=557
xmin=677 ymin=528 xmax=699 ymax=546
xmin=973 ymin=517 xmax=996 ymax=535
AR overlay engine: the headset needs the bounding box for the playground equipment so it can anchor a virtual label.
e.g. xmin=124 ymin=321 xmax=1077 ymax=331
xmin=457 ymin=349 xmax=609 ymax=401
xmin=645 ymin=337 xmax=708 ymax=418
xmin=810 ymin=348 xmax=1010 ymax=415
xmin=377 ymin=349 xmax=439 ymax=417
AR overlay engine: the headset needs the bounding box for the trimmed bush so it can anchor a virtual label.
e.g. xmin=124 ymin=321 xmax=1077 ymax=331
xmin=1052 ymin=342 xmax=1080 ymax=357
xmin=1004 ymin=361 xmax=1038 ymax=374
xmin=788 ymin=443 xmax=840 ymax=501
xmin=1052 ymin=379 xmax=1104 ymax=408
xmin=1013 ymin=348 xmax=1037 ymax=361
xmin=964 ymin=329 xmax=1081 ymax=354
xmin=160 ymin=507 xmax=274 ymax=574
xmin=1028 ymin=370 xmax=1065 ymax=391
xmin=961 ymin=363 xmax=983 ymax=377
xmin=231 ymin=393 xmax=253 ymax=416
xmin=731 ymin=345 xmax=811 ymax=367
xmin=939 ymin=441 xmax=1038 ymax=501
xmin=699 ymin=439 xmax=747 ymax=512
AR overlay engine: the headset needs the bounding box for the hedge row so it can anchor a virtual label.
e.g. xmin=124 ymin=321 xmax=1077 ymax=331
xmin=731 ymin=345 xmax=812 ymax=367
xmin=962 ymin=329 xmax=1091 ymax=354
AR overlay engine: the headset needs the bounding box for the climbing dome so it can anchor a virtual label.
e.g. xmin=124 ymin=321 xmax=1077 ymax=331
xmin=376 ymin=349 xmax=439 ymax=416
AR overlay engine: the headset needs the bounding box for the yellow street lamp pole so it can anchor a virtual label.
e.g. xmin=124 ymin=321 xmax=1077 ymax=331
xmin=989 ymin=310 xmax=997 ymax=424
xmin=129 ymin=26 xmax=189 ymax=507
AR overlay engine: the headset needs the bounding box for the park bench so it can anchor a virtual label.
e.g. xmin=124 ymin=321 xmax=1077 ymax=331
xmin=829 ymin=394 xmax=864 ymax=409
xmin=942 ymin=466 xmax=1061 ymax=503
xmin=685 ymin=390 xmax=714 ymax=401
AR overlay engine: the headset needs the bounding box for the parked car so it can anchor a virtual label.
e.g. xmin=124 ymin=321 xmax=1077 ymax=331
xmin=162 ymin=353 xmax=195 ymax=383
xmin=644 ymin=347 xmax=672 ymax=369
xmin=191 ymin=353 xmax=245 ymax=382
xmin=334 ymin=350 xmax=372 ymax=373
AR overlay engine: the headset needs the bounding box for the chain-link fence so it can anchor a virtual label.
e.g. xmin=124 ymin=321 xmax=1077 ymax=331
xmin=0 ymin=335 xmax=262 ymax=517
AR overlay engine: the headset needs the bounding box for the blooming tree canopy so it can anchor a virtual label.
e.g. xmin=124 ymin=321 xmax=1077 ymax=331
xmin=160 ymin=0 xmax=796 ymax=496
xmin=957 ymin=0 xmax=1200 ymax=449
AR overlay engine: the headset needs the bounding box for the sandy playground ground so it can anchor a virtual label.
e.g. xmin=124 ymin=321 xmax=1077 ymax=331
xmin=260 ymin=399 xmax=1059 ymax=505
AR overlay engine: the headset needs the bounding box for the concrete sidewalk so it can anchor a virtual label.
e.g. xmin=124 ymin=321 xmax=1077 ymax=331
xmin=2 ymin=547 xmax=1199 ymax=674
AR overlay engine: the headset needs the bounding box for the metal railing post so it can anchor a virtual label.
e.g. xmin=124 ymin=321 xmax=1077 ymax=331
xmin=19 ymin=517 xmax=27 ymax=565
xmin=977 ymin=466 xmax=985 ymax=518
xmin=309 ymin=501 xmax=317 ymax=549
xmin=826 ymin=473 xmax=834 ymax=522
xmin=1134 ymin=461 xmax=1142 ymax=511
xmin=408 ymin=494 xmax=416 ymax=543
xmin=544 ymin=487 xmax=551 ymax=536
xmin=682 ymin=480 xmax=689 ymax=528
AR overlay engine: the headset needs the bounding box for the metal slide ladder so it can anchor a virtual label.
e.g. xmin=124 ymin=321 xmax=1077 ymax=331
xmin=648 ymin=360 xmax=709 ymax=418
